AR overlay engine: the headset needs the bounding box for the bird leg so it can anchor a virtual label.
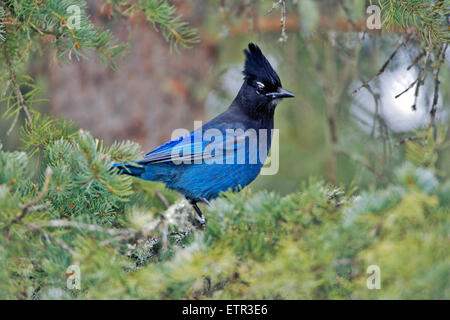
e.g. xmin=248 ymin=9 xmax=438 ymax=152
xmin=199 ymin=196 xmax=212 ymax=207
xmin=189 ymin=200 xmax=207 ymax=226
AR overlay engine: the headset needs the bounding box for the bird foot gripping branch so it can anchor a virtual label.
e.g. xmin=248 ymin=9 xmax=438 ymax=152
xmin=113 ymin=43 xmax=295 ymax=222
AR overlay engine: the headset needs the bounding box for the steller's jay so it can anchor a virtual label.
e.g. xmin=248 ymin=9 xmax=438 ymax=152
xmin=114 ymin=43 xmax=295 ymax=223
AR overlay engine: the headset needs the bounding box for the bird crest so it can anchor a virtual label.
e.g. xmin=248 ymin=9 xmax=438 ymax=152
xmin=243 ymin=43 xmax=281 ymax=89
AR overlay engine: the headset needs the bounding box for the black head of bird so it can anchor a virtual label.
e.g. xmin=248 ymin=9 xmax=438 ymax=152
xmin=234 ymin=43 xmax=295 ymax=118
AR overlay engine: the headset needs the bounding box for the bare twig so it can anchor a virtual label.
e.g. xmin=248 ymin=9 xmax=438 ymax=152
xmin=156 ymin=191 xmax=170 ymax=208
xmin=34 ymin=219 xmax=142 ymax=247
xmin=265 ymin=0 xmax=283 ymax=16
xmin=100 ymin=234 xmax=138 ymax=246
xmin=352 ymin=32 xmax=415 ymax=96
xmin=429 ymin=43 xmax=448 ymax=129
xmin=359 ymin=83 xmax=391 ymax=170
xmin=2 ymin=41 xmax=33 ymax=133
xmin=411 ymin=67 xmax=427 ymax=111
xmin=395 ymin=79 xmax=418 ymax=99
xmin=394 ymin=136 xmax=421 ymax=147
xmin=23 ymin=222 xmax=76 ymax=255
xmin=265 ymin=0 xmax=288 ymax=42
xmin=409 ymin=46 xmax=432 ymax=111
xmin=279 ymin=0 xmax=287 ymax=42
xmin=407 ymin=50 xmax=426 ymax=70
xmin=6 ymin=111 xmax=20 ymax=136
xmin=37 ymin=219 xmax=137 ymax=237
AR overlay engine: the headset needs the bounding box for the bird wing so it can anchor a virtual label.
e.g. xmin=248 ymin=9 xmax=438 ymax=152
xmin=137 ymin=129 xmax=251 ymax=165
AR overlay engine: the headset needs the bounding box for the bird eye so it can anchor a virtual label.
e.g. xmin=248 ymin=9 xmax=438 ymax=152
xmin=255 ymin=81 xmax=265 ymax=94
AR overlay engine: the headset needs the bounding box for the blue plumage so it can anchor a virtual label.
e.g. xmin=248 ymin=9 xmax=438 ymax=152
xmin=114 ymin=43 xmax=295 ymax=220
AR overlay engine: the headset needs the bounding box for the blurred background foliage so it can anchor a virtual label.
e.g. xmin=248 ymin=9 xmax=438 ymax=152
xmin=0 ymin=0 xmax=449 ymax=299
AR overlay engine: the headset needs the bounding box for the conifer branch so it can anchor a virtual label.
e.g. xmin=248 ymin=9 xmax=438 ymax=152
xmin=380 ymin=0 xmax=449 ymax=46
xmin=4 ymin=167 xmax=52 ymax=236
xmin=103 ymin=0 xmax=199 ymax=51
xmin=14 ymin=167 xmax=52 ymax=223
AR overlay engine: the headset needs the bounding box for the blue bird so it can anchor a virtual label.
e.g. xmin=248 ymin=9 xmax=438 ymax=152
xmin=114 ymin=43 xmax=295 ymax=222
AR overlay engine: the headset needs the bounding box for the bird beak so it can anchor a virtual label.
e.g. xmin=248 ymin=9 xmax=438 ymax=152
xmin=266 ymin=88 xmax=296 ymax=99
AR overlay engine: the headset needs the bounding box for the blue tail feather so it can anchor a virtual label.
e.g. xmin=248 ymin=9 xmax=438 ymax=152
xmin=112 ymin=163 xmax=145 ymax=177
